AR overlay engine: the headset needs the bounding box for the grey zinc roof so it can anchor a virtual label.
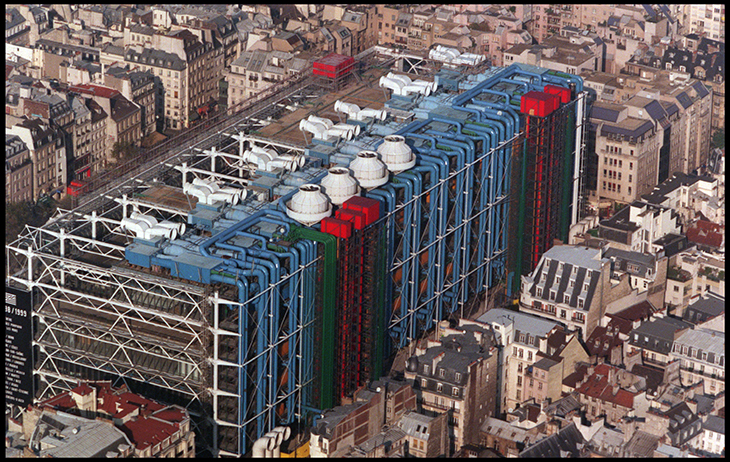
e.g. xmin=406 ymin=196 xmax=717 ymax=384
xmin=603 ymin=247 xmax=655 ymax=278
xmin=589 ymin=427 xmax=625 ymax=456
xmin=600 ymin=118 xmax=654 ymax=140
xmin=624 ymin=430 xmax=660 ymax=457
xmin=478 ymin=308 xmax=558 ymax=345
xmin=692 ymin=80 xmax=710 ymax=98
xmin=542 ymin=245 xmax=603 ymax=271
xmin=684 ymin=292 xmax=725 ymax=320
xmin=533 ymin=356 xmax=558 ymax=371
xmin=643 ymin=99 xmax=667 ymax=121
xmin=629 ymin=317 xmax=691 ymax=354
xmin=398 ymin=411 xmax=435 ymax=438
xmin=590 ymin=105 xmax=620 ymax=122
xmin=544 ymin=393 xmax=581 ymax=418
xmin=481 ymin=417 xmax=543 ymax=445
xmin=359 ymin=426 xmax=407 ymax=453
xmin=312 ymin=402 xmax=363 ymax=436
xmin=519 ymin=422 xmax=584 ymax=458
xmin=675 ymin=91 xmax=693 ymax=109
xmin=32 ymin=410 xmax=132 ymax=458
xmin=674 ymin=327 xmax=725 ymax=359
xmin=703 ymin=415 xmax=725 ymax=435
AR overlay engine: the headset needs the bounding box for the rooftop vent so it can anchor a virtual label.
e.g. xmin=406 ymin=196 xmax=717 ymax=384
xmin=349 ymin=151 xmax=389 ymax=189
xmin=377 ymin=135 xmax=415 ymax=173
xmin=286 ymin=184 xmax=332 ymax=225
xmin=319 ymin=167 xmax=360 ymax=205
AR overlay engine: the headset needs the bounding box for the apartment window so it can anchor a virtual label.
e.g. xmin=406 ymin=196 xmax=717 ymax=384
xmin=517 ymin=363 xmax=523 ymax=373
xmin=517 ymin=375 xmax=522 ymax=387
xmin=619 ymin=160 xmax=622 ymax=168
xmin=529 ymin=378 xmax=534 ymax=387
xmin=560 ymin=310 xmax=566 ymax=319
xmin=452 ymin=387 xmax=459 ymax=396
xmin=516 ymin=390 xmax=521 ymax=401
xmin=518 ymin=349 xmax=524 ymax=359
xmin=629 ymin=162 xmax=633 ymax=169
xmin=538 ymin=382 xmax=543 ymax=390
xmin=528 ymin=351 xmax=533 ymax=361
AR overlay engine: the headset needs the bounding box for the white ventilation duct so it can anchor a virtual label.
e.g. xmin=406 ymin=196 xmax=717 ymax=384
xmin=334 ymin=122 xmax=360 ymax=137
xmin=129 ymin=212 xmax=158 ymax=229
xmin=387 ymin=72 xmax=412 ymax=86
xmin=156 ymin=220 xmax=186 ymax=236
xmin=144 ymin=225 xmax=178 ymax=241
xmin=218 ymin=185 xmax=247 ymax=202
xmin=377 ymin=135 xmax=415 ymax=173
xmin=320 ymin=167 xmax=360 ymax=205
xmin=349 ymin=150 xmax=389 ymax=189
xmin=270 ymin=427 xmax=291 ymax=458
xmin=286 ymin=184 xmax=332 ymax=225
xmin=192 ymin=176 xmax=217 ymax=194
xmin=379 ymin=76 xmax=405 ymax=95
xmin=250 ymin=144 xmax=278 ymax=158
xmin=335 ymin=100 xmax=387 ymax=121
xmin=252 ymin=434 xmax=277 ymax=458
xmin=357 ymin=107 xmax=388 ymax=121
xmin=276 ymin=154 xmax=305 ymax=168
xmin=299 ymin=119 xmax=328 ymax=140
xmin=183 ymin=183 xmax=209 ymax=204
xmin=120 ymin=217 xmax=150 ymax=238
xmin=243 ymin=149 xmax=274 ymax=170
xmin=324 ymin=126 xmax=354 ymax=141
xmin=207 ymin=191 xmax=240 ymax=205
xmin=412 ymin=79 xmax=438 ymax=93
xmin=401 ymin=84 xmax=431 ymax=96
xmin=266 ymin=157 xmax=298 ymax=172
xmin=307 ymin=114 xmax=335 ymax=129
xmin=263 ymin=430 xmax=283 ymax=458
xmin=334 ymin=100 xmax=360 ymax=118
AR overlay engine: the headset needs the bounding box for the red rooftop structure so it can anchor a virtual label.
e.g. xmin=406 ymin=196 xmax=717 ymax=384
xmin=37 ymin=381 xmax=195 ymax=457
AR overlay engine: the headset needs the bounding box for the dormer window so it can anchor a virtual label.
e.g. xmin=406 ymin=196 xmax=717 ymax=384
xmin=455 ymin=372 xmax=461 ymax=382
xmin=423 ymin=365 xmax=429 ymax=374
xmin=439 ymin=368 xmax=445 ymax=378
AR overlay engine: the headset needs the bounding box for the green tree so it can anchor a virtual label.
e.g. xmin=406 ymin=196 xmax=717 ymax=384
xmin=711 ymin=128 xmax=724 ymax=149
xmin=5 ymin=195 xmax=74 ymax=245
xmin=111 ymin=140 xmax=140 ymax=162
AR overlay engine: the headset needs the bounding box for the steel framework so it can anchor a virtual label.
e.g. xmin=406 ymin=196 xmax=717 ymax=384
xmin=6 ymin=63 xmax=587 ymax=457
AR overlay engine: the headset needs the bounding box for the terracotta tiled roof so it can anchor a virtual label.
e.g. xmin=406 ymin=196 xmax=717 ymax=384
xmin=69 ymin=83 xmax=121 ymax=99
xmin=122 ymin=416 xmax=180 ymax=450
xmin=686 ymin=220 xmax=724 ymax=248
xmin=575 ymin=364 xmax=636 ymax=409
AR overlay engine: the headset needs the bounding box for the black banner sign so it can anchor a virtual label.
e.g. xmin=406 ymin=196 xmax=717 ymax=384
xmin=5 ymin=286 xmax=33 ymax=407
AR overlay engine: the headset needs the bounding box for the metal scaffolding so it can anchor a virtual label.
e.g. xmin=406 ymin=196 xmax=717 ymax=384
xmin=6 ymin=62 xmax=587 ymax=457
